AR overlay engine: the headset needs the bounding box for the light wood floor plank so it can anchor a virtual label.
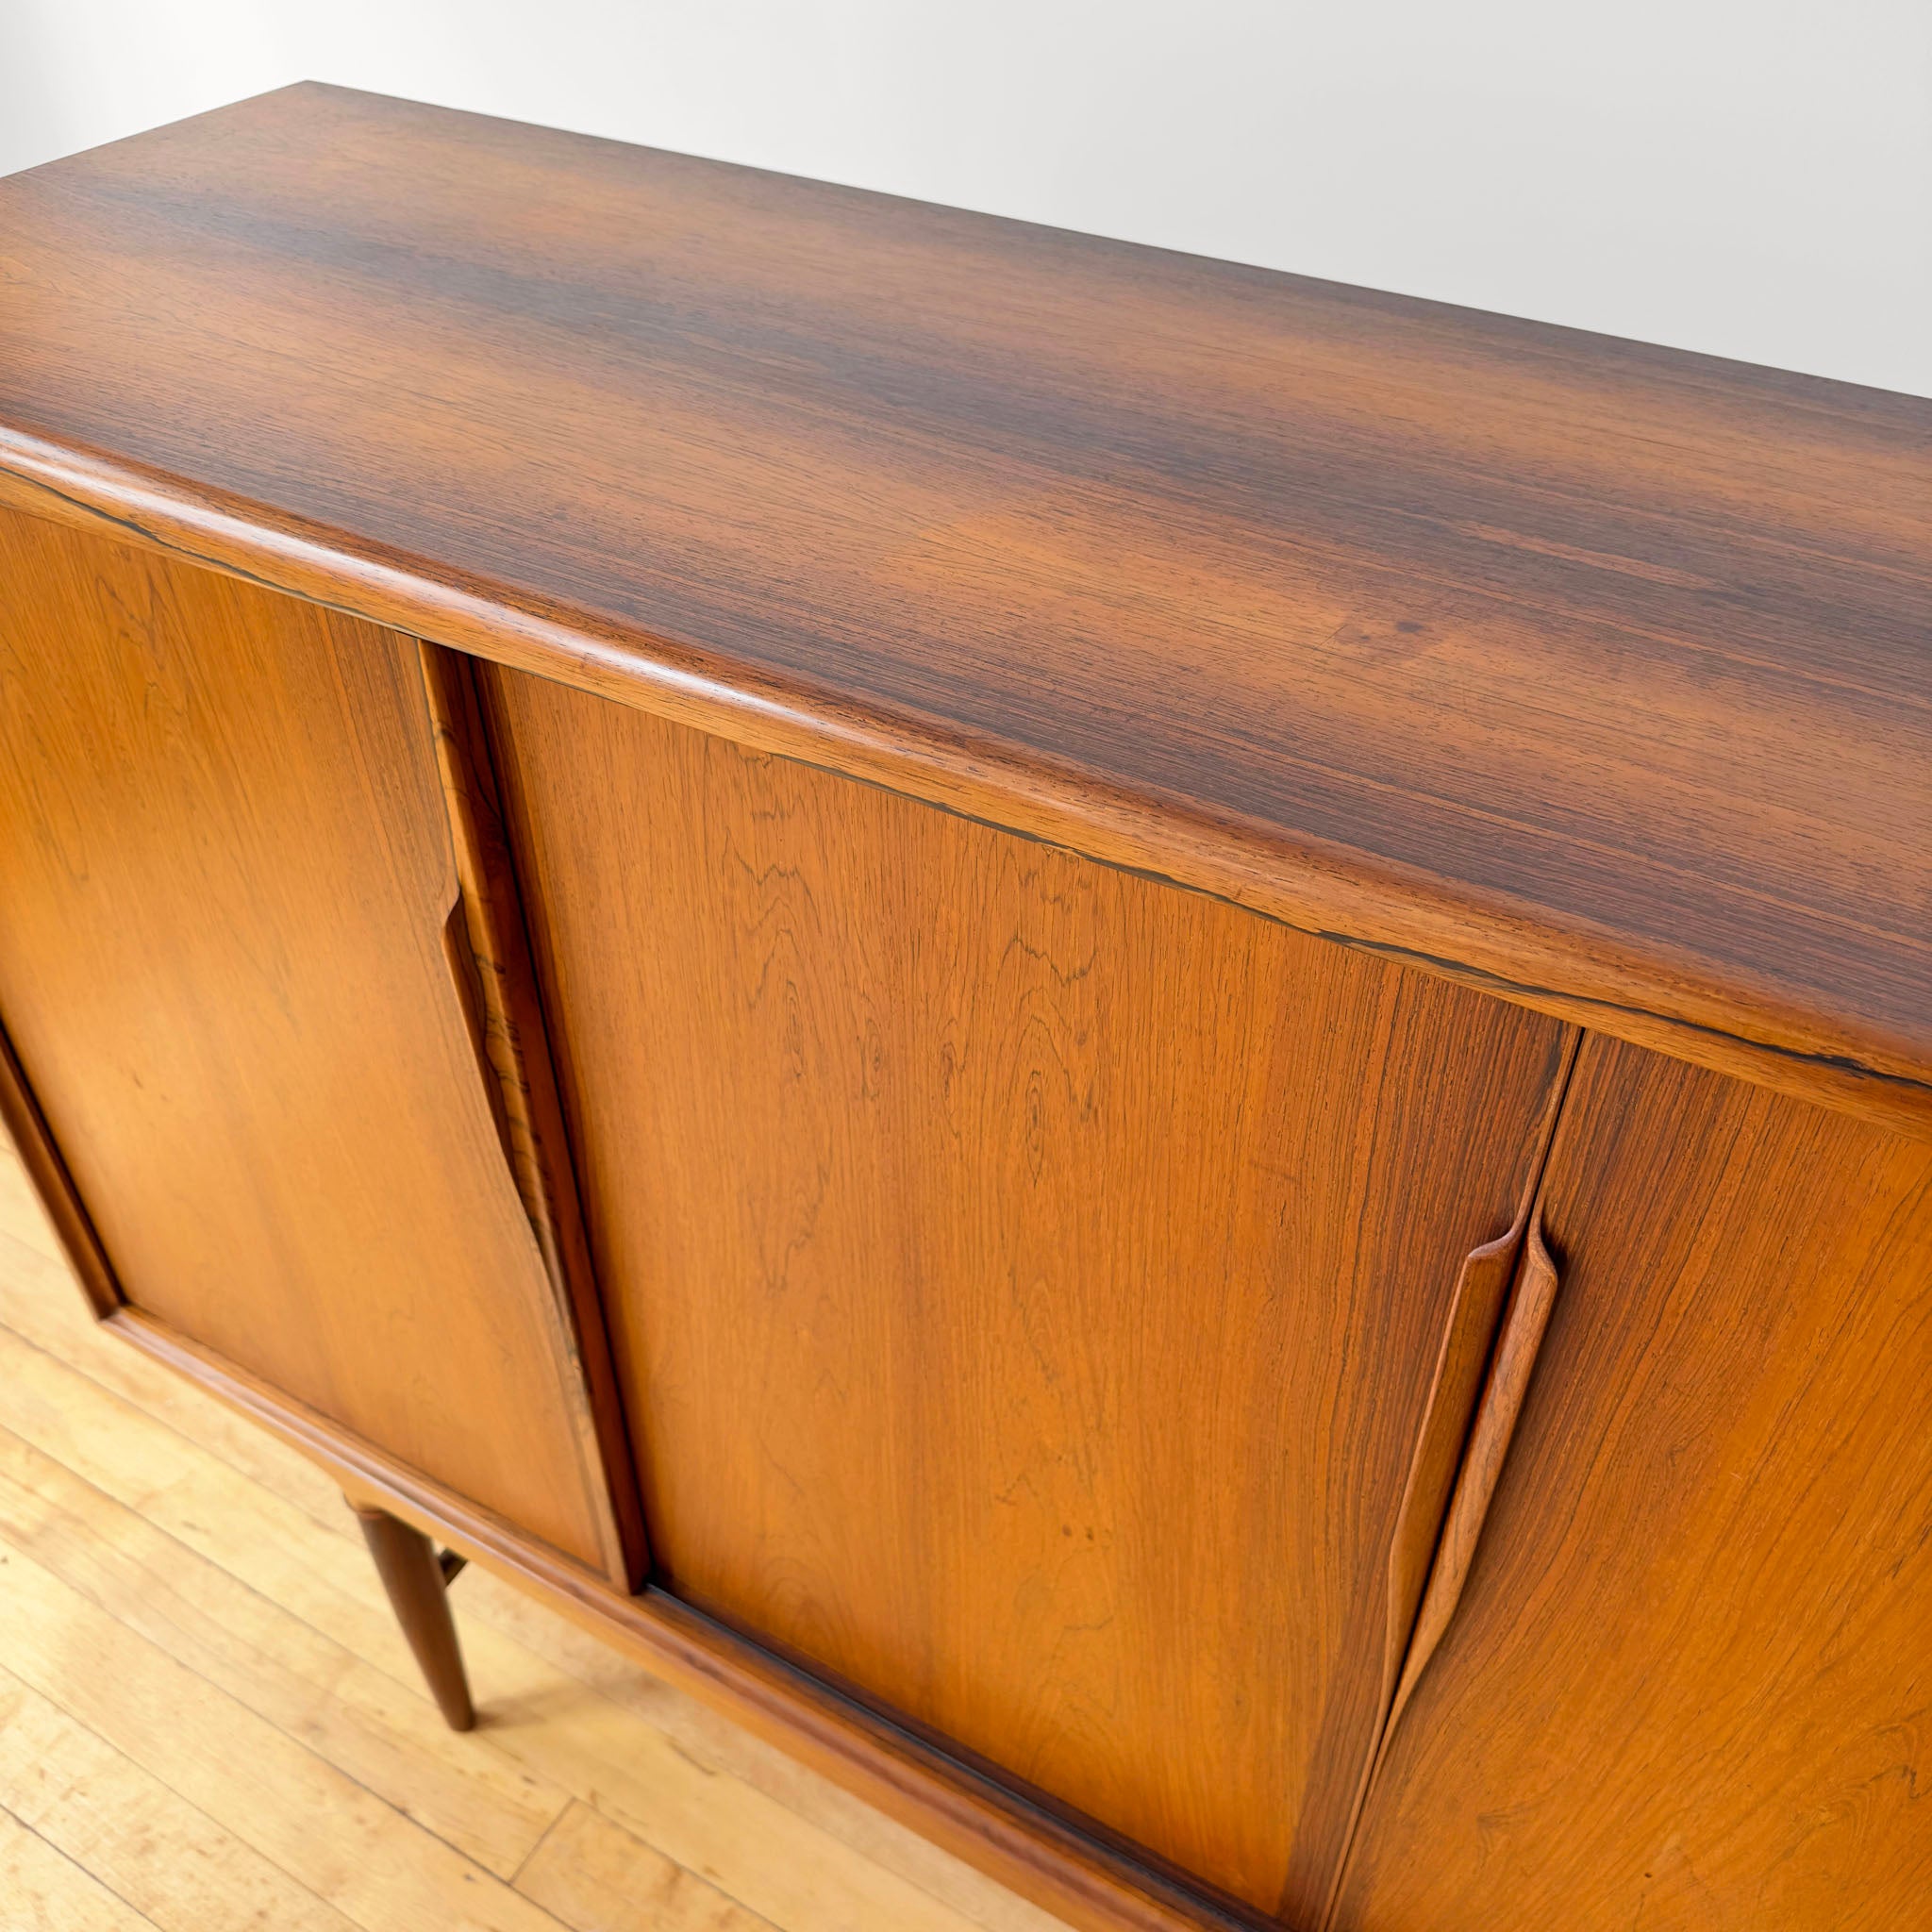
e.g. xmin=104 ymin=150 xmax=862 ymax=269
xmin=0 ymin=1420 xmax=572 ymax=1880
xmin=0 ymin=1807 xmax=159 ymax=1932
xmin=514 ymin=1800 xmax=776 ymax=1932
xmin=0 ymin=1662 xmax=357 ymax=1931
xmin=0 ymin=1316 xmax=427 ymax=1676
xmin=0 ymin=1141 xmax=60 ymax=1263
xmin=0 ymin=1316 xmax=995 ymax=1931
xmin=445 ymin=1639 xmax=990 ymax=1932
xmin=0 ymin=1535 xmax=577 ymax=1932
xmin=458 ymin=1566 xmax=1070 ymax=1932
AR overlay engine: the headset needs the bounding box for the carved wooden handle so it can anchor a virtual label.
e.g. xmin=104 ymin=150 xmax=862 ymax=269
xmin=423 ymin=647 xmax=570 ymax=1290
xmin=440 ymin=890 xmax=517 ymax=1174
xmin=418 ymin=641 xmax=650 ymax=1590
xmin=1380 ymin=1224 xmax=1524 ymax=1710
xmin=1384 ymin=1213 xmax=1561 ymax=1735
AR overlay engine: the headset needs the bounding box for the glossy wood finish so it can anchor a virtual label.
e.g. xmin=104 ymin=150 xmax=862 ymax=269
xmin=486 ymin=663 xmax=1575 ymax=1920
xmin=351 ymin=1502 xmax=476 ymax=1730
xmin=1332 ymin=1035 xmax=1932 ymax=1931
xmin=0 ymin=505 xmax=609 ymax=1570
xmin=0 ymin=85 xmax=1926 ymax=1128
xmin=417 ymin=642 xmax=649 ymax=1590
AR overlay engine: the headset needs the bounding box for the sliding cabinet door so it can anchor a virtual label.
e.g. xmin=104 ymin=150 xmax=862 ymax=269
xmin=0 ymin=507 xmax=620 ymax=1574
xmin=488 ymin=664 xmax=1576 ymax=1919
xmin=1334 ymin=1035 xmax=1932 ymax=1930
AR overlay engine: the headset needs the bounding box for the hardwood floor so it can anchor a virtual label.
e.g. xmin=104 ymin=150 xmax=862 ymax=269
xmin=0 ymin=1133 xmax=1070 ymax=1932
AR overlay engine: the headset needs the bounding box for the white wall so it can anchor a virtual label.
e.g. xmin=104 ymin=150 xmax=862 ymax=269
xmin=3 ymin=0 xmax=1927 ymax=394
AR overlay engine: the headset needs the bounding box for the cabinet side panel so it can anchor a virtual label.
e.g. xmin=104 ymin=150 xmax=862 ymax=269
xmin=0 ymin=506 xmax=607 ymax=1566
xmin=1335 ymin=1033 xmax=1932 ymax=1931
xmin=488 ymin=663 xmax=1574 ymax=1915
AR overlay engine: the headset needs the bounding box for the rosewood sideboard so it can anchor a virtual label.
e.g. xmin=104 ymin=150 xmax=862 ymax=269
xmin=1 ymin=83 xmax=1927 ymax=1932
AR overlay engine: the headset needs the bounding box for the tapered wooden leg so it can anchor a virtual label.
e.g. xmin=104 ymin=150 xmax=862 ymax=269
xmin=351 ymin=1501 xmax=476 ymax=1730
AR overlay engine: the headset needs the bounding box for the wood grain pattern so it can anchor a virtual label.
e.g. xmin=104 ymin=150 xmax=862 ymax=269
xmin=0 ymin=504 xmax=608 ymax=1570
xmin=485 ymin=663 xmax=1576 ymax=1920
xmin=511 ymin=1803 xmax=773 ymax=1932
xmin=416 ymin=642 xmax=648 ymax=1590
xmin=0 ymin=84 xmax=1924 ymax=1125
xmin=0 ymin=1804 xmax=158 ymax=1932
xmin=1332 ymin=1035 xmax=1932 ymax=1932
xmin=0 ymin=1496 xmax=575 ymax=1932
xmin=0 ymin=1664 xmax=363 ymax=1932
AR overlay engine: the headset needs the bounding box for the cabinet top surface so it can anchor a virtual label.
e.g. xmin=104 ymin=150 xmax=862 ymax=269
xmin=2 ymin=84 xmax=1927 ymax=1108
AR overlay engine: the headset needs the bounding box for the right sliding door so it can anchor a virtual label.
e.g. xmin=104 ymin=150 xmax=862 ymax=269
xmin=1335 ymin=1034 xmax=1932 ymax=1930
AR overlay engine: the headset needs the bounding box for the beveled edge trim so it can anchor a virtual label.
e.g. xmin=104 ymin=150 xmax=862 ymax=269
xmin=106 ymin=1306 xmax=1257 ymax=1932
xmin=2 ymin=442 xmax=1925 ymax=1139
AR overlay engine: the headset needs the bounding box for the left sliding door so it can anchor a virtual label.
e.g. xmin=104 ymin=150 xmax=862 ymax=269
xmin=0 ymin=504 xmax=621 ymax=1574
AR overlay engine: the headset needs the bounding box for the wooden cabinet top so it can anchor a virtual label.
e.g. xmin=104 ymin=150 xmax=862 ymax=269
xmin=2 ymin=82 xmax=1926 ymax=1126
